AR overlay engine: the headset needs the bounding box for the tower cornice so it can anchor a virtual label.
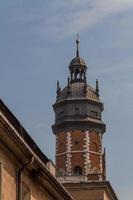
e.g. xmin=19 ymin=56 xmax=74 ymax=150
xmin=52 ymin=120 xmax=106 ymax=135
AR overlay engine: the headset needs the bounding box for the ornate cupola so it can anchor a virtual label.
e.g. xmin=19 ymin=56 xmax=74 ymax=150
xmin=69 ymin=36 xmax=87 ymax=83
xmin=52 ymin=36 xmax=106 ymax=184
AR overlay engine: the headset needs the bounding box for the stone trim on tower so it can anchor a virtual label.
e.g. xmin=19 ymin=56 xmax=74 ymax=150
xmin=83 ymin=131 xmax=91 ymax=175
xmin=99 ymin=133 xmax=103 ymax=180
xmin=65 ymin=132 xmax=72 ymax=175
xmin=56 ymin=134 xmax=59 ymax=154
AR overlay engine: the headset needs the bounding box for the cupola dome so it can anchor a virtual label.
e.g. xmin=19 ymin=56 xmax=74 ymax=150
xmin=69 ymin=57 xmax=86 ymax=67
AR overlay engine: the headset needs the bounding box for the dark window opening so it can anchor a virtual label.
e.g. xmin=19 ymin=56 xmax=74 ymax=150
xmin=75 ymin=141 xmax=78 ymax=145
xmin=74 ymin=166 xmax=82 ymax=176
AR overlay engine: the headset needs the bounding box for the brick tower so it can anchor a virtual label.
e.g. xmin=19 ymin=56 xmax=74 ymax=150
xmin=52 ymin=37 xmax=118 ymax=200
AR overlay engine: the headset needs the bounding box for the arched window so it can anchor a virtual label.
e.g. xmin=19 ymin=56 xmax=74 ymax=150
xmin=74 ymin=166 xmax=82 ymax=176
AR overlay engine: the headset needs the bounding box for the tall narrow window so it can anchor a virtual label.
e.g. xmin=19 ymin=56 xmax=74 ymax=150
xmin=22 ymin=183 xmax=30 ymax=200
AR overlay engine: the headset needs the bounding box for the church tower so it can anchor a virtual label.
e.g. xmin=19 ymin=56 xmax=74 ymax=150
xmin=52 ymin=37 xmax=118 ymax=200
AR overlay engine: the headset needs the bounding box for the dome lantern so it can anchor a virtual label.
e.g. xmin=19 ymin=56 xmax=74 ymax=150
xmin=69 ymin=35 xmax=87 ymax=83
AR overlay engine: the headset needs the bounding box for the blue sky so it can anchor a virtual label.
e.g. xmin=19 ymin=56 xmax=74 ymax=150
xmin=0 ymin=1 xmax=133 ymax=199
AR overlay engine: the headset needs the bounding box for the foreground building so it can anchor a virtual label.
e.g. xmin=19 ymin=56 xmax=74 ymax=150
xmin=52 ymin=38 xmax=118 ymax=200
xmin=0 ymin=99 xmax=72 ymax=200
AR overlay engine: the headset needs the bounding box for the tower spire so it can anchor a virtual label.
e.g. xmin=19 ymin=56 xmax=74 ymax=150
xmin=56 ymin=80 xmax=61 ymax=99
xmin=96 ymin=79 xmax=99 ymax=97
xmin=76 ymin=33 xmax=80 ymax=57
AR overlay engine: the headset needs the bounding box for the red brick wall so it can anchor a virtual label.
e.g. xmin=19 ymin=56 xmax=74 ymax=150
xmin=56 ymin=154 xmax=66 ymax=171
xmin=89 ymin=131 xmax=101 ymax=153
xmin=56 ymin=130 xmax=102 ymax=179
xmin=71 ymin=152 xmax=84 ymax=173
xmin=56 ymin=132 xmax=66 ymax=154
xmin=71 ymin=130 xmax=85 ymax=151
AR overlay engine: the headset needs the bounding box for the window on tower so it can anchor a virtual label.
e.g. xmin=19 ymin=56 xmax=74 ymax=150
xmin=75 ymin=141 xmax=79 ymax=145
xmin=73 ymin=166 xmax=82 ymax=176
